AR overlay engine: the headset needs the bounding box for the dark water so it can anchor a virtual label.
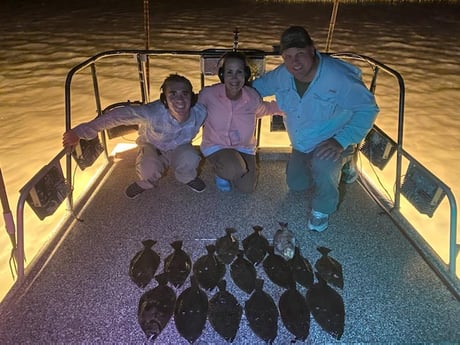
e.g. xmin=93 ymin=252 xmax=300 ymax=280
xmin=0 ymin=0 xmax=459 ymax=299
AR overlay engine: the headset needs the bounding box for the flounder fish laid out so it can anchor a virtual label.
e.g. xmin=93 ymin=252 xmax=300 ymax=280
xmin=305 ymin=274 xmax=345 ymax=340
xmin=278 ymin=280 xmax=311 ymax=342
xmin=215 ymin=227 xmax=239 ymax=265
xmin=129 ymin=228 xmax=346 ymax=342
xmin=164 ymin=240 xmax=192 ymax=288
xmin=137 ymin=273 xmax=176 ymax=342
xmin=244 ymin=278 xmax=279 ymax=344
xmin=288 ymin=246 xmax=314 ymax=289
xmin=263 ymin=246 xmax=294 ymax=289
xmin=129 ymin=239 xmax=161 ymax=288
xmin=193 ymin=244 xmax=226 ymax=291
xmin=208 ymin=279 xmax=243 ymax=343
xmin=230 ymin=250 xmax=257 ymax=294
xmin=273 ymin=222 xmax=296 ymax=260
xmin=242 ymin=225 xmax=269 ymax=265
xmin=314 ymin=246 xmax=344 ymax=289
xmin=174 ymin=275 xmax=209 ymax=344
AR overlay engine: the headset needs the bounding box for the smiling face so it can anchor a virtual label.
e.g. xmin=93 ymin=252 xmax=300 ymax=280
xmin=222 ymin=57 xmax=247 ymax=100
xmin=281 ymin=46 xmax=317 ymax=82
xmin=163 ymin=80 xmax=193 ymax=122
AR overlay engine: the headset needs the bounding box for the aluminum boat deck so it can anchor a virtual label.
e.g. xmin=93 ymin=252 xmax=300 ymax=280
xmin=0 ymin=148 xmax=458 ymax=344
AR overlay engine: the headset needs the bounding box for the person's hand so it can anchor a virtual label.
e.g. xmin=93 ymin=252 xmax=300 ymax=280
xmin=62 ymin=129 xmax=80 ymax=152
xmin=314 ymin=138 xmax=344 ymax=161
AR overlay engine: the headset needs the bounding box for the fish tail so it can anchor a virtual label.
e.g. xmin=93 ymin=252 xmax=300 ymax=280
xmin=171 ymin=240 xmax=183 ymax=250
xmin=317 ymin=246 xmax=331 ymax=256
xmin=252 ymin=225 xmax=263 ymax=233
xmin=142 ymin=239 xmax=157 ymax=248
xmin=225 ymin=227 xmax=237 ymax=235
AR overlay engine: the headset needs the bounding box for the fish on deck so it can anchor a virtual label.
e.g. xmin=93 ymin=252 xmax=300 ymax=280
xmin=230 ymin=250 xmax=257 ymax=294
xmin=314 ymin=246 xmax=344 ymax=289
xmin=305 ymin=274 xmax=345 ymax=340
xmin=288 ymin=246 xmax=314 ymax=289
xmin=263 ymin=245 xmax=293 ymax=289
xmin=174 ymin=275 xmax=209 ymax=344
xmin=242 ymin=225 xmax=269 ymax=265
xmin=273 ymin=222 xmax=296 ymax=261
xmin=164 ymin=240 xmax=192 ymax=289
xmin=244 ymin=278 xmax=279 ymax=344
xmin=278 ymin=280 xmax=311 ymax=342
xmin=137 ymin=272 xmax=176 ymax=342
xmin=215 ymin=227 xmax=239 ymax=265
xmin=208 ymin=279 xmax=243 ymax=343
xmin=193 ymin=244 xmax=226 ymax=291
xmin=129 ymin=239 xmax=161 ymax=288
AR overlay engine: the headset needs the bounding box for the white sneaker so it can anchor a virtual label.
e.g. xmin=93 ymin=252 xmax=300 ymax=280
xmin=307 ymin=210 xmax=329 ymax=232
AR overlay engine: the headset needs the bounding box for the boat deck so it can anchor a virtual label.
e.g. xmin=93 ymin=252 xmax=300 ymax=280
xmin=0 ymin=149 xmax=458 ymax=344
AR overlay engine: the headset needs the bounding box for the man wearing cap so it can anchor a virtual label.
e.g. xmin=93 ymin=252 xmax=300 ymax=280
xmin=252 ymin=26 xmax=379 ymax=232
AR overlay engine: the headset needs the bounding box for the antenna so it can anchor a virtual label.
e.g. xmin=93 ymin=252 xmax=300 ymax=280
xmin=233 ymin=27 xmax=239 ymax=51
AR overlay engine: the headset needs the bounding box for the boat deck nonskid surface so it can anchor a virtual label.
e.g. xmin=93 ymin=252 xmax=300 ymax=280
xmin=0 ymin=149 xmax=458 ymax=344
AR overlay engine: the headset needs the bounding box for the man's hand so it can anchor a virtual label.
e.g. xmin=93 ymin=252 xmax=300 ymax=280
xmin=314 ymin=138 xmax=344 ymax=161
xmin=62 ymin=130 xmax=80 ymax=152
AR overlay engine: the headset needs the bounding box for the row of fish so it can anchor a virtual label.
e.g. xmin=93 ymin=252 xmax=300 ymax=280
xmin=129 ymin=224 xmax=345 ymax=343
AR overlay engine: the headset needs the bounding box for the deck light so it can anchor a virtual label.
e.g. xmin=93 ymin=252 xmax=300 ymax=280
xmin=401 ymin=162 xmax=446 ymax=217
xmin=23 ymin=161 xmax=70 ymax=220
xmin=72 ymin=137 xmax=104 ymax=170
xmin=360 ymin=127 xmax=396 ymax=170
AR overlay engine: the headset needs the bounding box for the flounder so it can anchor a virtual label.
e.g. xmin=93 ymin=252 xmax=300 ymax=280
xmin=288 ymin=246 xmax=314 ymax=289
xmin=305 ymin=274 xmax=345 ymax=340
xmin=263 ymin=245 xmax=293 ymax=289
xmin=314 ymin=246 xmax=343 ymax=289
xmin=242 ymin=225 xmax=268 ymax=265
xmin=193 ymin=244 xmax=226 ymax=291
xmin=215 ymin=227 xmax=239 ymax=265
xmin=137 ymin=272 xmax=176 ymax=342
xmin=244 ymin=278 xmax=278 ymax=344
xmin=164 ymin=240 xmax=192 ymax=288
xmin=273 ymin=222 xmax=296 ymax=261
xmin=208 ymin=280 xmax=243 ymax=342
xmin=279 ymin=280 xmax=310 ymax=342
xmin=129 ymin=239 xmax=160 ymax=288
xmin=230 ymin=250 xmax=257 ymax=294
xmin=174 ymin=275 xmax=209 ymax=344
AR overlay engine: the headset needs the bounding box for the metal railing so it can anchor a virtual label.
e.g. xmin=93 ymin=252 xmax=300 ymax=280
xmin=12 ymin=50 xmax=458 ymax=297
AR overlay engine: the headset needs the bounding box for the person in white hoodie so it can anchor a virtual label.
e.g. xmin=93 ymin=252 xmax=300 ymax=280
xmin=63 ymin=74 xmax=207 ymax=199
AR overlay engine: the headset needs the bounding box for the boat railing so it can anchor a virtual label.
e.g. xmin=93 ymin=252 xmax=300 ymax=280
xmin=13 ymin=49 xmax=458 ymax=297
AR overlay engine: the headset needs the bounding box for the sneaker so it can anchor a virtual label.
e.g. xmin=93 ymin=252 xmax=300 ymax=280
xmin=215 ymin=175 xmax=232 ymax=192
xmin=342 ymin=159 xmax=358 ymax=184
xmin=125 ymin=182 xmax=146 ymax=199
xmin=186 ymin=177 xmax=206 ymax=193
xmin=307 ymin=210 xmax=329 ymax=232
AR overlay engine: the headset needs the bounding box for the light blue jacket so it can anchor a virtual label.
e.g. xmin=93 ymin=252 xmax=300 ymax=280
xmin=252 ymin=52 xmax=379 ymax=153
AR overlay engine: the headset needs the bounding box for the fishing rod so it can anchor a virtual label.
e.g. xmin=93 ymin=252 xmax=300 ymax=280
xmin=0 ymin=167 xmax=18 ymax=278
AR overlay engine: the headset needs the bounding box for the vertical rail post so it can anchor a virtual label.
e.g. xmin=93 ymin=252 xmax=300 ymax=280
xmin=143 ymin=0 xmax=150 ymax=93
xmin=325 ymin=0 xmax=340 ymax=53
xmin=0 ymin=168 xmax=18 ymax=277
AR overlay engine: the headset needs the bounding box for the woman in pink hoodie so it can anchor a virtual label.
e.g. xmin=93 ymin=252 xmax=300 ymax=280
xmin=198 ymin=52 xmax=282 ymax=193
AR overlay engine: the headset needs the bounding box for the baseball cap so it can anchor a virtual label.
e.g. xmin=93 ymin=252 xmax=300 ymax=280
xmin=280 ymin=26 xmax=313 ymax=53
